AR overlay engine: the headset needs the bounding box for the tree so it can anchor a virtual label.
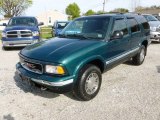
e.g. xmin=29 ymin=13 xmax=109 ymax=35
xmin=0 ymin=0 xmax=32 ymax=18
xmin=110 ymin=8 xmax=129 ymax=13
xmin=96 ymin=10 xmax=106 ymax=15
xmin=66 ymin=3 xmax=80 ymax=20
xmin=85 ymin=9 xmax=95 ymax=16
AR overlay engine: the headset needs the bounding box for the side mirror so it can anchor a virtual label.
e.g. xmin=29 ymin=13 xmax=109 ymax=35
xmin=2 ymin=23 xmax=7 ymax=26
xmin=111 ymin=30 xmax=124 ymax=40
xmin=38 ymin=22 xmax=44 ymax=26
xmin=52 ymin=25 xmax=55 ymax=29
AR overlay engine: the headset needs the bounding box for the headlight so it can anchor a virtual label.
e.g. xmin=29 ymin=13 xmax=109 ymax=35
xmin=45 ymin=65 xmax=65 ymax=75
xmin=32 ymin=31 xmax=39 ymax=36
xmin=2 ymin=32 xmax=6 ymax=37
xmin=150 ymin=27 xmax=157 ymax=32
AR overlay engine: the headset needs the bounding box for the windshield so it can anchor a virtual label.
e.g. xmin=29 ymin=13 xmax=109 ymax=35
xmin=144 ymin=15 xmax=158 ymax=22
xmin=60 ymin=17 xmax=110 ymax=40
xmin=8 ymin=17 xmax=37 ymax=26
xmin=57 ymin=22 xmax=69 ymax=29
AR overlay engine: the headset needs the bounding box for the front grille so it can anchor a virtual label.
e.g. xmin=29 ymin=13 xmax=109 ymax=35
xmin=7 ymin=30 xmax=32 ymax=38
xmin=156 ymin=27 xmax=160 ymax=32
xmin=20 ymin=57 xmax=43 ymax=74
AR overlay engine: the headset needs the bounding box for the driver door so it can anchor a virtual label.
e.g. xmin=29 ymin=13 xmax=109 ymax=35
xmin=105 ymin=18 xmax=131 ymax=67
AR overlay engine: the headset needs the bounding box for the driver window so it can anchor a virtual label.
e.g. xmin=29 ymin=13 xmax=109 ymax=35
xmin=112 ymin=19 xmax=128 ymax=36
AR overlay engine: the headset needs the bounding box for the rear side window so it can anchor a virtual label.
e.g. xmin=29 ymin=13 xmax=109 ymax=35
xmin=127 ymin=19 xmax=140 ymax=33
xmin=142 ymin=22 xmax=150 ymax=30
xmin=112 ymin=19 xmax=128 ymax=36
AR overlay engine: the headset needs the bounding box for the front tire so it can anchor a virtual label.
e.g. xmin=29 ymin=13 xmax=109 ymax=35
xmin=73 ymin=64 xmax=102 ymax=101
xmin=132 ymin=45 xmax=146 ymax=65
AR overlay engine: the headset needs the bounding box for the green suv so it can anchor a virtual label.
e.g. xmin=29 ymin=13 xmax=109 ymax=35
xmin=16 ymin=13 xmax=150 ymax=101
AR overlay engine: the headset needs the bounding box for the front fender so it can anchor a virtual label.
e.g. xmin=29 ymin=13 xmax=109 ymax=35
xmin=73 ymin=55 xmax=105 ymax=82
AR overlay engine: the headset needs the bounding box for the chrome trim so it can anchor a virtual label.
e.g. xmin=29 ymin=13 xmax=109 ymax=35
xmin=106 ymin=47 xmax=140 ymax=65
xmin=20 ymin=57 xmax=43 ymax=74
xmin=31 ymin=78 xmax=74 ymax=87
xmin=6 ymin=30 xmax=33 ymax=38
xmin=2 ymin=40 xmax=37 ymax=47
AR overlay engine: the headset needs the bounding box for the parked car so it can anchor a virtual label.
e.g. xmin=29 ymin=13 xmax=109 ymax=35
xmin=153 ymin=15 xmax=160 ymax=21
xmin=1 ymin=16 xmax=44 ymax=50
xmin=16 ymin=13 xmax=150 ymax=101
xmin=52 ymin=21 xmax=70 ymax=37
xmin=143 ymin=14 xmax=160 ymax=43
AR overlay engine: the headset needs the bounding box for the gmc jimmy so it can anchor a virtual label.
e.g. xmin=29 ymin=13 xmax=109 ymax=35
xmin=16 ymin=13 xmax=150 ymax=101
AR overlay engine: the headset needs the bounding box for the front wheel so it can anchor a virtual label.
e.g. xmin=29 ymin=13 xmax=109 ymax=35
xmin=73 ymin=64 xmax=102 ymax=101
xmin=132 ymin=45 xmax=146 ymax=65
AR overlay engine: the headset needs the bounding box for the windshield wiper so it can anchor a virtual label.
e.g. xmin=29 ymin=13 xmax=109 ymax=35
xmin=59 ymin=33 xmax=90 ymax=39
xmin=69 ymin=34 xmax=90 ymax=39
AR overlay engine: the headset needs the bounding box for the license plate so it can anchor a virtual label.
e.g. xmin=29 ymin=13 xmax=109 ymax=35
xmin=20 ymin=75 xmax=30 ymax=81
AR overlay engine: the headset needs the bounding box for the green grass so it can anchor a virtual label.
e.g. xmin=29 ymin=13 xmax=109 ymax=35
xmin=40 ymin=27 xmax=53 ymax=39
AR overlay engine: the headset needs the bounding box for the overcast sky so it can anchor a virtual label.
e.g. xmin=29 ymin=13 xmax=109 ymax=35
xmin=26 ymin=0 xmax=160 ymax=16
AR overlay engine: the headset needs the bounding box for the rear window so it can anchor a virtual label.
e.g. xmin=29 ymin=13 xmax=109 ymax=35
xmin=127 ymin=19 xmax=140 ymax=33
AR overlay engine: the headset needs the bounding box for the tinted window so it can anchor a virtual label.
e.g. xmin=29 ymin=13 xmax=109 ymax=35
xmin=8 ymin=17 xmax=37 ymax=26
xmin=57 ymin=22 xmax=69 ymax=29
xmin=143 ymin=15 xmax=158 ymax=21
xmin=61 ymin=17 xmax=110 ymax=39
xmin=112 ymin=19 xmax=128 ymax=36
xmin=135 ymin=15 xmax=149 ymax=30
xmin=142 ymin=22 xmax=150 ymax=30
xmin=127 ymin=19 xmax=140 ymax=33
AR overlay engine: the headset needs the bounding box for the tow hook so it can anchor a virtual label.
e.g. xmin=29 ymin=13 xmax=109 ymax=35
xmin=41 ymin=87 xmax=47 ymax=91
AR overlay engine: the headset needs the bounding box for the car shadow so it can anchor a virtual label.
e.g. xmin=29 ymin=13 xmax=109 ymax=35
xmin=3 ymin=114 xmax=15 ymax=120
xmin=14 ymin=72 xmax=78 ymax=101
xmin=2 ymin=47 xmax=25 ymax=51
xmin=151 ymin=41 xmax=160 ymax=44
xmin=123 ymin=59 xmax=135 ymax=66
xmin=157 ymin=66 xmax=160 ymax=73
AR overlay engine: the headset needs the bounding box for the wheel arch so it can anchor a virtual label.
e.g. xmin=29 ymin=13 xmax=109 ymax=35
xmin=73 ymin=56 xmax=105 ymax=83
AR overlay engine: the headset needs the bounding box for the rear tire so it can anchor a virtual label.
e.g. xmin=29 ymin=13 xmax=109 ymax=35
xmin=132 ymin=45 xmax=146 ymax=65
xmin=73 ymin=64 xmax=102 ymax=101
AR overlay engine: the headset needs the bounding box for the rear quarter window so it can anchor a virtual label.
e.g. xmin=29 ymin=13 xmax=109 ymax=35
xmin=142 ymin=22 xmax=150 ymax=30
xmin=135 ymin=16 xmax=150 ymax=30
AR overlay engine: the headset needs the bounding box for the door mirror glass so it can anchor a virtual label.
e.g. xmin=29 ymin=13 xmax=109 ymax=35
xmin=38 ymin=22 xmax=44 ymax=26
xmin=2 ymin=23 xmax=7 ymax=26
xmin=111 ymin=30 xmax=124 ymax=40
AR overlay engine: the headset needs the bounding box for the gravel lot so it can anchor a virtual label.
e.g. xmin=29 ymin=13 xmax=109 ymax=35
xmin=0 ymin=42 xmax=160 ymax=120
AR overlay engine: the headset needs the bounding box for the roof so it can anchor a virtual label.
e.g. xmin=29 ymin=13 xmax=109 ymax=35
xmin=78 ymin=13 xmax=142 ymax=19
xmin=12 ymin=16 xmax=36 ymax=19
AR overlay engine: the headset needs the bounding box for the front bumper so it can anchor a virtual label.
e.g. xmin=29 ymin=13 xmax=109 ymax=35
xmin=150 ymin=31 xmax=160 ymax=39
xmin=2 ymin=39 xmax=39 ymax=47
xmin=16 ymin=62 xmax=74 ymax=93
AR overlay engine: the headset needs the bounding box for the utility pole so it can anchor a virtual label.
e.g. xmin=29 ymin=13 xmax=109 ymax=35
xmin=103 ymin=0 xmax=106 ymax=12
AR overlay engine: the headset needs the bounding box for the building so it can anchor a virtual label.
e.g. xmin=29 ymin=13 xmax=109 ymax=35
xmin=37 ymin=10 xmax=68 ymax=26
xmin=138 ymin=9 xmax=160 ymax=16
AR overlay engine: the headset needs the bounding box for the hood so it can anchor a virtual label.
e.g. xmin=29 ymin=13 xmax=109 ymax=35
xmin=149 ymin=21 xmax=160 ymax=27
xmin=4 ymin=25 xmax=38 ymax=32
xmin=21 ymin=38 xmax=103 ymax=63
